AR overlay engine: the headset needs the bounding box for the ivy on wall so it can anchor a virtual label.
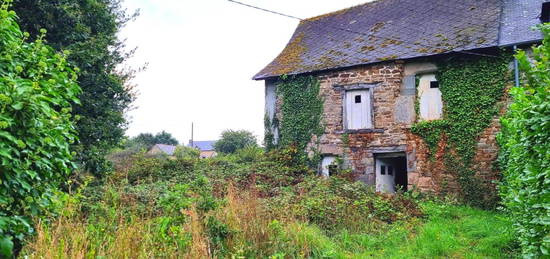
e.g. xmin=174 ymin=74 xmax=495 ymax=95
xmin=269 ymin=75 xmax=324 ymax=166
xmin=264 ymin=113 xmax=278 ymax=150
xmin=411 ymin=119 xmax=449 ymax=158
xmin=411 ymin=52 xmax=512 ymax=208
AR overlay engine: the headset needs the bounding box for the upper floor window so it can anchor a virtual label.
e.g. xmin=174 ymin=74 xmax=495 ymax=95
xmin=418 ymin=74 xmax=442 ymax=120
xmin=344 ymin=89 xmax=372 ymax=129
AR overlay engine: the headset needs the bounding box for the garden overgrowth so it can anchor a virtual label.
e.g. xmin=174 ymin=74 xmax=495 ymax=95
xmin=20 ymin=147 xmax=518 ymax=258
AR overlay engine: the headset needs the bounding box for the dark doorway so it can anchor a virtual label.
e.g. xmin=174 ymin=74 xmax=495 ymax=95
xmin=375 ymin=153 xmax=408 ymax=193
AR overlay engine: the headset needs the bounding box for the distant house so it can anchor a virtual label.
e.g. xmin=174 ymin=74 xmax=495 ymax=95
xmin=188 ymin=140 xmax=217 ymax=158
xmin=148 ymin=144 xmax=176 ymax=156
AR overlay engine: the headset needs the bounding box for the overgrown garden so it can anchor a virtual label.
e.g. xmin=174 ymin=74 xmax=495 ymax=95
xmin=0 ymin=0 xmax=548 ymax=257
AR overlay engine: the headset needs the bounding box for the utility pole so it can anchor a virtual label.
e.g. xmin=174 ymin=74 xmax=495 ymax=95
xmin=191 ymin=122 xmax=194 ymax=148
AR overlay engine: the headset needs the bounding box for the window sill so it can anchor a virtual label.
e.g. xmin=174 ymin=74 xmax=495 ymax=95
xmin=337 ymin=128 xmax=385 ymax=134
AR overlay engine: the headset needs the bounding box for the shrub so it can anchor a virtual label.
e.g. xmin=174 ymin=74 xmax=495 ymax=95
xmin=214 ymin=129 xmax=257 ymax=154
xmin=498 ymin=24 xmax=550 ymax=258
xmin=267 ymin=176 xmax=421 ymax=233
xmin=173 ymin=145 xmax=200 ymax=159
xmin=0 ymin=5 xmax=80 ymax=257
xmin=233 ymin=145 xmax=264 ymax=163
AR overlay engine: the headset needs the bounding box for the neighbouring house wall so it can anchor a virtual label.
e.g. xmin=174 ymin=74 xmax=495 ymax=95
xmin=200 ymin=150 xmax=217 ymax=158
xmin=264 ymin=60 xmax=504 ymax=193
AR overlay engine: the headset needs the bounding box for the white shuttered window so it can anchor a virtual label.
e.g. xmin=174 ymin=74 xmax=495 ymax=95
xmin=345 ymin=89 xmax=372 ymax=129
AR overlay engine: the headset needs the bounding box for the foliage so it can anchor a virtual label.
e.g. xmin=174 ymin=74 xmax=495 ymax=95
xmin=126 ymin=131 xmax=179 ymax=150
xmin=498 ymin=24 xmax=550 ymax=258
xmin=412 ymin=51 xmax=511 ymax=208
xmin=0 ymin=3 xmax=80 ymax=257
xmin=267 ymin=176 xmax=421 ymax=233
xmin=263 ymin=113 xmax=278 ymax=150
xmin=21 ymin=166 xmax=518 ymax=258
xmin=12 ymin=0 xmax=138 ymax=175
xmin=232 ymin=144 xmax=264 ymax=163
xmin=275 ymin=75 xmax=324 ymax=165
xmin=152 ymin=131 xmax=179 ymax=146
xmin=411 ymin=119 xmax=449 ymax=157
xmin=173 ymin=145 xmax=200 ymax=159
xmin=214 ymin=129 xmax=257 ymax=154
xmin=123 ymin=154 xmax=195 ymax=185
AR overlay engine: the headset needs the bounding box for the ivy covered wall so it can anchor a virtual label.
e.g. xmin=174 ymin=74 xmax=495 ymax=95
xmin=265 ymin=75 xmax=324 ymax=166
xmin=411 ymin=52 xmax=512 ymax=208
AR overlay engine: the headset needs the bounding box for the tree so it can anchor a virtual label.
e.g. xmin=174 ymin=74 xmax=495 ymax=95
xmin=214 ymin=130 xmax=258 ymax=154
xmin=498 ymin=24 xmax=550 ymax=258
xmin=0 ymin=4 xmax=80 ymax=257
xmin=154 ymin=130 xmax=179 ymax=146
xmin=126 ymin=131 xmax=179 ymax=150
xmin=11 ymin=0 xmax=138 ymax=175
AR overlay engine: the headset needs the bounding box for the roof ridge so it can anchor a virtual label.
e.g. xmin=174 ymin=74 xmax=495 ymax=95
xmin=302 ymin=0 xmax=383 ymax=23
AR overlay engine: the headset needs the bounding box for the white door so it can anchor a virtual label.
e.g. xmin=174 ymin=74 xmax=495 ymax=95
xmin=320 ymin=156 xmax=336 ymax=177
xmin=376 ymin=159 xmax=396 ymax=193
xmin=346 ymin=90 xmax=372 ymax=129
xmin=418 ymin=74 xmax=443 ymax=121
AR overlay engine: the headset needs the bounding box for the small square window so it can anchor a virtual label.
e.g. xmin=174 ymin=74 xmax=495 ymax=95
xmin=430 ymin=81 xmax=439 ymax=88
xmin=381 ymin=165 xmax=386 ymax=175
xmin=388 ymin=166 xmax=393 ymax=176
xmin=355 ymin=95 xmax=361 ymax=103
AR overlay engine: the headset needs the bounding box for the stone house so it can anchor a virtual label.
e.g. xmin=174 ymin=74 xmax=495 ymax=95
xmin=254 ymin=0 xmax=547 ymax=193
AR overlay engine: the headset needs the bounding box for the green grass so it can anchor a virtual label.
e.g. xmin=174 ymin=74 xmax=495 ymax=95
xmin=281 ymin=202 xmax=518 ymax=259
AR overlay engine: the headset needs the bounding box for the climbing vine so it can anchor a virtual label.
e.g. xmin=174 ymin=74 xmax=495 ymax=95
xmin=411 ymin=52 xmax=512 ymax=208
xmin=411 ymin=119 xmax=449 ymax=158
xmin=273 ymin=75 xmax=324 ymax=166
xmin=264 ymin=113 xmax=278 ymax=150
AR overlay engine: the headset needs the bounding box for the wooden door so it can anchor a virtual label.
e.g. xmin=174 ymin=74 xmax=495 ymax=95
xmin=346 ymin=89 xmax=371 ymax=129
xmin=376 ymin=158 xmax=396 ymax=193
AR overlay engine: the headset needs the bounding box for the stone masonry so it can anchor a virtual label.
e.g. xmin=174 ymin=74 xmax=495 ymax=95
xmin=266 ymin=59 xmax=504 ymax=193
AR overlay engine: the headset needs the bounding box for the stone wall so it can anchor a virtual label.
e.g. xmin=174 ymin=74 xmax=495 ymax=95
xmin=265 ymin=60 xmax=504 ymax=194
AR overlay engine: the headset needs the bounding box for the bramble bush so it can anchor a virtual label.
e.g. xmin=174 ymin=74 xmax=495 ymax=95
xmin=498 ymin=24 xmax=550 ymax=258
xmin=0 ymin=3 xmax=80 ymax=257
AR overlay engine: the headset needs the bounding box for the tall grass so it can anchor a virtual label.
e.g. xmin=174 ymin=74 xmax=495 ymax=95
xmin=21 ymin=189 xmax=517 ymax=258
xmin=20 ymin=151 xmax=517 ymax=258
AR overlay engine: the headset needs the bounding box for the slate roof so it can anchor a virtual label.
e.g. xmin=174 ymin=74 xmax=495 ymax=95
xmin=254 ymin=0 xmax=545 ymax=80
xmin=499 ymin=0 xmax=548 ymax=46
xmin=152 ymin=144 xmax=176 ymax=155
xmin=188 ymin=140 xmax=216 ymax=151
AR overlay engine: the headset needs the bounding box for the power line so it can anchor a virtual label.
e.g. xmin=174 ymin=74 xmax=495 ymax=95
xmin=227 ymin=0 xmax=498 ymax=58
xmin=227 ymin=0 xmax=301 ymax=20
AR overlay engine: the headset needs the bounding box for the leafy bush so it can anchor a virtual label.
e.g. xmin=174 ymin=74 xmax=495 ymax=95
xmin=0 ymin=4 xmax=80 ymax=257
xmin=12 ymin=0 xmax=138 ymax=176
xmin=233 ymin=144 xmax=264 ymax=163
xmin=498 ymin=24 xmax=550 ymax=258
xmin=267 ymin=176 xmax=421 ymax=233
xmin=126 ymin=131 xmax=179 ymax=150
xmin=173 ymin=145 xmax=200 ymax=159
xmin=214 ymin=129 xmax=257 ymax=154
xmin=125 ymin=154 xmax=195 ymax=185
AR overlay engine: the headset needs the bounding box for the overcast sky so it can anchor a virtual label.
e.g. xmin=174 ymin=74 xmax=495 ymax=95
xmin=121 ymin=0 xmax=368 ymax=145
